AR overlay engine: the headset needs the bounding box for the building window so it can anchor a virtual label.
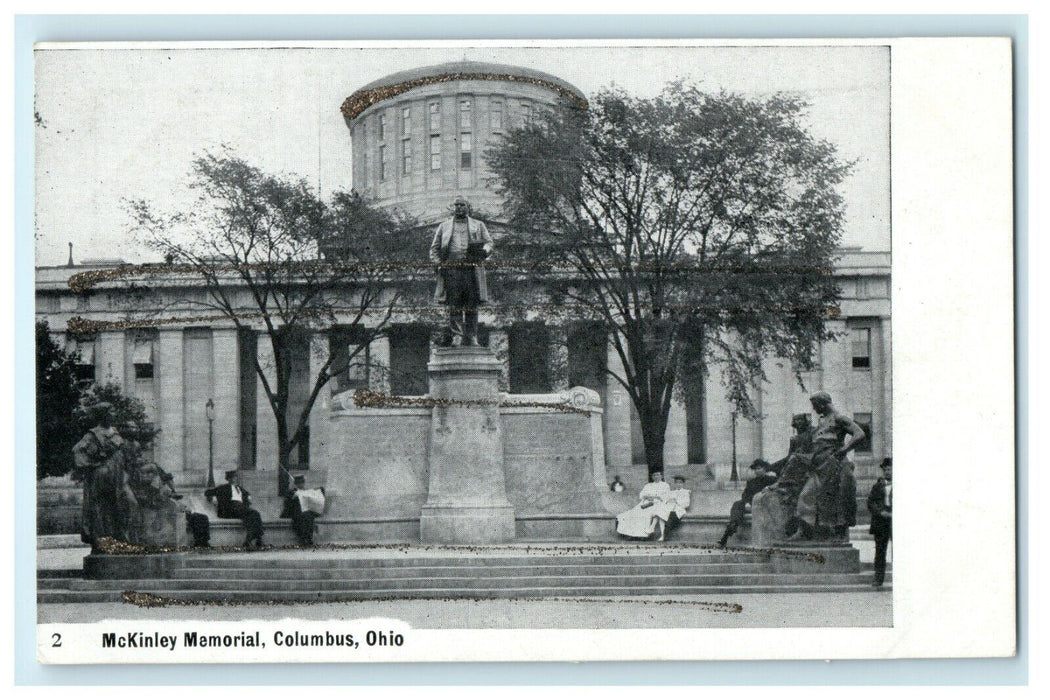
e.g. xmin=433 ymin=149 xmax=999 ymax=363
xmin=460 ymin=134 xmax=472 ymax=169
xmin=362 ymin=151 xmax=370 ymax=187
xmin=851 ymin=327 xmax=871 ymax=369
xmin=459 ymin=99 xmax=472 ymax=129
xmin=520 ymin=102 xmax=532 ymax=127
xmin=67 ymin=337 xmax=96 ymax=384
xmin=330 ymin=326 xmax=371 ymax=392
xmin=853 ymin=413 xmax=873 ymax=453
xmin=132 ymin=338 xmax=154 ymax=379
xmin=379 ymin=145 xmax=388 ymax=181
xmin=430 ymin=134 xmax=441 ymax=171
xmin=490 ymin=101 xmax=503 ymax=132
xmin=378 ymin=114 xmax=387 ymax=141
xmin=401 ymin=106 xmax=411 ymax=136
xmin=428 ymin=102 xmax=441 ymax=131
xmin=402 ymin=139 xmax=412 ymax=175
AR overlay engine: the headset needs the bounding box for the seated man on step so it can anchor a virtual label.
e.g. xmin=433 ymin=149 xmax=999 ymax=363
xmin=205 ymin=469 xmax=265 ymax=550
xmin=717 ymin=459 xmax=778 ymax=548
xmin=280 ymin=474 xmax=326 ymax=546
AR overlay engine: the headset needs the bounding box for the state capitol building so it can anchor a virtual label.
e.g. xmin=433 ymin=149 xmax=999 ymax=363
xmin=36 ymin=61 xmax=891 ymax=514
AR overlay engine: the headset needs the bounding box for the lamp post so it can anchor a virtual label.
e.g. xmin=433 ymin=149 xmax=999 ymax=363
xmin=205 ymin=398 xmax=215 ymax=488
xmin=730 ymin=410 xmax=739 ymax=482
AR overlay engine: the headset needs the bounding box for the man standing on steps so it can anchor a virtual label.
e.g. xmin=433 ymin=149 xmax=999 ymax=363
xmin=717 ymin=459 xmax=778 ymax=548
xmin=430 ymin=195 xmax=493 ymax=347
xmin=868 ymin=457 xmax=893 ymax=587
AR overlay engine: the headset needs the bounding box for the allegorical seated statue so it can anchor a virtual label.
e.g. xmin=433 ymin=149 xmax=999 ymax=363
xmin=769 ymin=413 xmax=816 ymax=537
xmin=73 ymin=402 xmax=131 ymax=551
xmin=73 ymin=402 xmax=186 ymax=551
xmin=429 ymin=195 xmax=494 ymax=347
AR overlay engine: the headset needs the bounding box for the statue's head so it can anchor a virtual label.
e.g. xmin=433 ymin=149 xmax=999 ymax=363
xmin=452 ymin=195 xmax=470 ymax=218
xmin=791 ymin=413 xmax=812 ymax=432
xmin=809 ymin=391 xmax=833 ymax=414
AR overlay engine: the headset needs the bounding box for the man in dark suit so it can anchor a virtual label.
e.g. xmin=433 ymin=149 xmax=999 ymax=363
xmin=205 ymin=470 xmax=264 ymax=549
xmin=717 ymin=459 xmax=778 ymax=548
xmin=280 ymin=475 xmax=326 ymax=546
xmin=867 ymin=457 xmax=893 ymax=587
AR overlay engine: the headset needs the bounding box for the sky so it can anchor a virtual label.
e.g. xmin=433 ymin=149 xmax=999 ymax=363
xmin=34 ymin=43 xmax=890 ymax=266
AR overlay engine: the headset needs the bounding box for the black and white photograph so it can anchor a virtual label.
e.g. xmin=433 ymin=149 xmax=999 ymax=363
xmin=28 ymin=38 xmax=1015 ymax=664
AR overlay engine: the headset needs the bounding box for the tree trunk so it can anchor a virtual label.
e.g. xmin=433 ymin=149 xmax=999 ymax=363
xmin=276 ymin=419 xmax=291 ymax=496
xmin=640 ymin=405 xmax=669 ymax=477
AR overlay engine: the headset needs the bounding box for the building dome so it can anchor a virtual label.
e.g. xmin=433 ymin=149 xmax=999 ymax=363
xmin=343 ymin=61 xmax=587 ymax=223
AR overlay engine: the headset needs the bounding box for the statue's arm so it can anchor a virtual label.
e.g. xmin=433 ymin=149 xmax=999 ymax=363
xmin=480 ymin=221 xmax=494 ymax=255
xmin=429 ymin=224 xmax=443 ymax=263
xmin=837 ymin=414 xmax=867 ymax=457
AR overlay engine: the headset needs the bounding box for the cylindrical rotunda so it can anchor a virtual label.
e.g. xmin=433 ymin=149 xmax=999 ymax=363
xmin=342 ymin=60 xmax=588 ymax=223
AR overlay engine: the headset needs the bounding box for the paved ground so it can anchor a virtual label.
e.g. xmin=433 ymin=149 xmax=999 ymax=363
xmin=38 ymin=591 xmax=891 ymax=628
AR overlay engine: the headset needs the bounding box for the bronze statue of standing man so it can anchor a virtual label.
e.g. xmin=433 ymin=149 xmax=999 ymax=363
xmin=430 ymin=196 xmax=493 ymax=346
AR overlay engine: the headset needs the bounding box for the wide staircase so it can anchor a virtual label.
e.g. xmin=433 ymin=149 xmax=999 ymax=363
xmin=38 ymin=543 xmax=890 ymax=604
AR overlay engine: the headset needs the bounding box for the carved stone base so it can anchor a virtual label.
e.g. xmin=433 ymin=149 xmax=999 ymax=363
xmin=126 ymin=502 xmax=188 ymax=548
xmin=420 ymin=346 xmax=516 ymax=544
xmin=751 ymin=487 xmax=793 ymax=547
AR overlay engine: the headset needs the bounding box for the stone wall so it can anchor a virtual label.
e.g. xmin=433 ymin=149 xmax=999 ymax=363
xmin=318 ymin=386 xmax=606 ymax=527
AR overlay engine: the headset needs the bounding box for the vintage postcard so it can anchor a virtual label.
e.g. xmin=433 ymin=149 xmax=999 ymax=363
xmin=31 ymin=38 xmax=1015 ymax=663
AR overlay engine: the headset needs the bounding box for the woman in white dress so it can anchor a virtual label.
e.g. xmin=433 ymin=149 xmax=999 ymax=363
xmin=616 ymin=471 xmax=684 ymax=541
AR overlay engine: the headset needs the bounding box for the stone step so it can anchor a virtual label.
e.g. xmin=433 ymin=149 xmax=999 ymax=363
xmin=37 ymin=581 xmax=891 ymax=604
xmin=170 ymin=562 xmax=778 ymax=580
xmin=43 ymin=570 xmax=890 ymax=593
xmin=182 ymin=551 xmax=771 ymax=569
xmin=51 ymin=572 xmax=881 ymax=592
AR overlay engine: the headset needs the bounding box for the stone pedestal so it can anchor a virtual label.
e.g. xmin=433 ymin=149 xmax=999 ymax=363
xmin=420 ymin=346 xmax=516 ymax=544
xmin=751 ymin=487 xmax=792 ymax=547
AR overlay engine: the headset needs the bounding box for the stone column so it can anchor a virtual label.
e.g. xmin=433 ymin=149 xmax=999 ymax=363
xmin=662 ymin=389 xmax=688 ymax=469
xmin=604 ymin=339 xmax=633 ymax=468
xmin=420 ymin=346 xmax=515 ymax=544
xmin=96 ymin=330 xmax=125 ymax=386
xmin=156 ymin=329 xmax=185 ymax=474
xmin=878 ymin=316 xmax=893 ymax=458
xmin=368 ymin=334 xmax=391 ymax=395
xmin=761 ymin=357 xmax=796 ymax=461
xmin=549 ymin=324 xmax=569 ymax=391
xmin=821 ymin=320 xmax=850 ymax=410
xmin=211 ymin=328 xmax=241 ymax=470
xmin=254 ymin=335 xmax=278 ymax=471
xmin=704 ymin=372 xmax=736 ymax=470
xmin=308 ymin=332 xmax=331 ymax=466
xmin=488 ymin=329 xmax=510 ymax=392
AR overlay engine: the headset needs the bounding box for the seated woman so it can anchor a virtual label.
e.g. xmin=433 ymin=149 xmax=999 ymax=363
xmin=616 ymin=471 xmax=686 ymax=541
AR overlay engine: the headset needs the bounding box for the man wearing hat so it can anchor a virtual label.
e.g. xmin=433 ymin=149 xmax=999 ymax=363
xmin=867 ymin=458 xmax=893 ymax=587
xmin=205 ymin=469 xmax=265 ymax=549
xmin=280 ymin=474 xmax=326 ymax=546
xmin=788 ymin=391 xmax=867 ymax=541
xmin=717 ymin=459 xmax=778 ymax=548
xmin=429 ymin=195 xmax=494 ymax=347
